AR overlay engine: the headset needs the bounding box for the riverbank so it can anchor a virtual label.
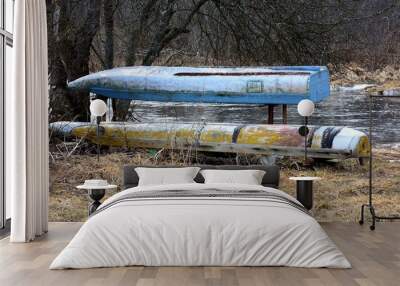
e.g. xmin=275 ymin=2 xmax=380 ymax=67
xmin=49 ymin=148 xmax=400 ymax=222
xmin=330 ymin=63 xmax=400 ymax=89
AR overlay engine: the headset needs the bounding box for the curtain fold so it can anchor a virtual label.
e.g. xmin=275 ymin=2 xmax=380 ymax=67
xmin=8 ymin=0 xmax=49 ymax=242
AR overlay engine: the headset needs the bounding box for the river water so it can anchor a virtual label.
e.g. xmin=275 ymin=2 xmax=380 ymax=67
xmin=132 ymin=91 xmax=400 ymax=145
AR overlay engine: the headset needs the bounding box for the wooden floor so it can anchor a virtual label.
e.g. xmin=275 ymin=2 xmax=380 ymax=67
xmin=0 ymin=222 xmax=399 ymax=286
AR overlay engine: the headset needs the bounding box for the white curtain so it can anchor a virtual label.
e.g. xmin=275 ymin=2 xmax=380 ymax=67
xmin=7 ymin=0 xmax=49 ymax=242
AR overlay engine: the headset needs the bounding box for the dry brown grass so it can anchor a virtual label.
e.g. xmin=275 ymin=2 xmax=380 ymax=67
xmin=49 ymin=148 xmax=400 ymax=223
xmin=331 ymin=63 xmax=400 ymax=87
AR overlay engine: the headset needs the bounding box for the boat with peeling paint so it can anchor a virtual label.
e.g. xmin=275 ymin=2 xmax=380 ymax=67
xmin=67 ymin=66 xmax=330 ymax=105
xmin=49 ymin=121 xmax=369 ymax=159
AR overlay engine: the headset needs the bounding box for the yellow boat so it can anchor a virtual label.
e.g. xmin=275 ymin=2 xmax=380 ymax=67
xmin=49 ymin=121 xmax=369 ymax=159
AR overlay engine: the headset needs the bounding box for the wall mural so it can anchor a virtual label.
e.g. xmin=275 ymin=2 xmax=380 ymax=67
xmin=47 ymin=0 xmax=400 ymax=222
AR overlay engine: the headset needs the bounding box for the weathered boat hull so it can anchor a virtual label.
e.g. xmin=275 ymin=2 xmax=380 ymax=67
xmin=67 ymin=66 xmax=330 ymax=105
xmin=50 ymin=121 xmax=369 ymax=159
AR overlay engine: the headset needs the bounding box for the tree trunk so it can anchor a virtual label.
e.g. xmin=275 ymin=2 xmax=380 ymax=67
xmin=126 ymin=30 xmax=137 ymax=66
xmin=47 ymin=0 xmax=71 ymax=121
xmin=103 ymin=0 xmax=114 ymax=69
xmin=55 ymin=0 xmax=102 ymax=120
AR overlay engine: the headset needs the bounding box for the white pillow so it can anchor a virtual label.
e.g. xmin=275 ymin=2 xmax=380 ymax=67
xmin=200 ymin=169 xmax=266 ymax=185
xmin=135 ymin=167 xmax=200 ymax=186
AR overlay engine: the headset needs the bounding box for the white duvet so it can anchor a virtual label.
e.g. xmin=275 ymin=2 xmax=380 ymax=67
xmin=50 ymin=183 xmax=351 ymax=269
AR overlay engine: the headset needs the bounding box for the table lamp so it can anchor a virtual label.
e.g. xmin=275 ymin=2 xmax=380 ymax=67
xmin=90 ymin=99 xmax=107 ymax=161
xmin=297 ymin=99 xmax=315 ymax=165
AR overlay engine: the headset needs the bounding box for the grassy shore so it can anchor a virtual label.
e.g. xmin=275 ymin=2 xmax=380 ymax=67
xmin=49 ymin=148 xmax=400 ymax=222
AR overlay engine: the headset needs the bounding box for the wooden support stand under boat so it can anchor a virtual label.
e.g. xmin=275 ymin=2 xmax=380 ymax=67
xmin=265 ymin=104 xmax=288 ymax=125
xmin=282 ymin=104 xmax=288 ymax=124
xmin=268 ymin=105 xmax=275 ymax=124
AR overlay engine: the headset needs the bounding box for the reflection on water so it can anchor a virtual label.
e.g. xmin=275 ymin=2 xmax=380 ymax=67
xmin=131 ymin=91 xmax=400 ymax=144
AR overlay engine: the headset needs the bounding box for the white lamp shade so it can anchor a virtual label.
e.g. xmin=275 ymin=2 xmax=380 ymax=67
xmin=297 ymin=99 xmax=315 ymax=117
xmin=90 ymin=99 xmax=107 ymax=117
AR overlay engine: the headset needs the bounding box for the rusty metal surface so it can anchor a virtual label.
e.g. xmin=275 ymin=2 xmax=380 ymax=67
xmin=50 ymin=121 xmax=370 ymax=159
xmin=67 ymin=66 xmax=330 ymax=104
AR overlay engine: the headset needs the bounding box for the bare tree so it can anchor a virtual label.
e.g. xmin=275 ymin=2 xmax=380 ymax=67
xmin=142 ymin=0 xmax=210 ymax=65
xmin=47 ymin=0 xmax=400 ymax=121
xmin=103 ymin=0 xmax=115 ymax=69
xmin=48 ymin=0 xmax=102 ymax=119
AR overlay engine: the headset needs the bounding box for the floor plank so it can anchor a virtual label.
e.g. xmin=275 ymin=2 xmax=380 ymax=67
xmin=0 ymin=222 xmax=399 ymax=286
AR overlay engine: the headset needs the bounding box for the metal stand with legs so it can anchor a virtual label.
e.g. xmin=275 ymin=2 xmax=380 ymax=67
xmin=298 ymin=116 xmax=310 ymax=166
xmin=96 ymin=116 xmax=101 ymax=162
xmin=304 ymin=116 xmax=308 ymax=164
xmin=359 ymin=94 xmax=400 ymax=230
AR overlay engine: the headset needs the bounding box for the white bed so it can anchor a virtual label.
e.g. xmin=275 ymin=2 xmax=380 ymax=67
xmin=50 ymin=183 xmax=350 ymax=269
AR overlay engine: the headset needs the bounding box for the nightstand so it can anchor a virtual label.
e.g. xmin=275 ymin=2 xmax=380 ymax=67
xmin=289 ymin=177 xmax=321 ymax=210
xmin=77 ymin=180 xmax=117 ymax=215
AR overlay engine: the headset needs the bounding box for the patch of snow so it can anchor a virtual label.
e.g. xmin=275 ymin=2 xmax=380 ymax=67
xmin=331 ymin=84 xmax=376 ymax=93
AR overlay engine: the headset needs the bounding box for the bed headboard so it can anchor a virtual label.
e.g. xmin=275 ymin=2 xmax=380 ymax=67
xmin=122 ymin=165 xmax=280 ymax=190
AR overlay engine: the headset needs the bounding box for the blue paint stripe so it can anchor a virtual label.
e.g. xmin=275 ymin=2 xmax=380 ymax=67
xmin=90 ymin=88 xmax=320 ymax=105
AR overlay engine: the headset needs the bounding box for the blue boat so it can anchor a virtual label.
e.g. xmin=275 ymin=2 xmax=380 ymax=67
xmin=68 ymin=66 xmax=330 ymax=105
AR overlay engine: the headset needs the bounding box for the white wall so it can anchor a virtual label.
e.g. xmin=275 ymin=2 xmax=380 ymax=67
xmin=4 ymin=0 xmax=14 ymax=220
xmin=5 ymin=43 xmax=12 ymax=219
xmin=5 ymin=0 xmax=14 ymax=33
